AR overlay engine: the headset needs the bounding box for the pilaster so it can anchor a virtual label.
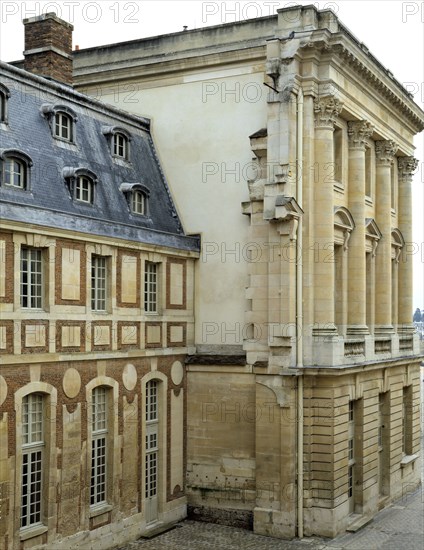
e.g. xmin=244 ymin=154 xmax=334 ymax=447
xmin=312 ymin=97 xmax=342 ymax=338
xmin=346 ymin=121 xmax=373 ymax=336
xmin=374 ymin=140 xmax=397 ymax=334
xmin=397 ymin=157 xmax=419 ymax=333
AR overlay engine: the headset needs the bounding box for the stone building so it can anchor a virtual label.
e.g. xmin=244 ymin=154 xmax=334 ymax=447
xmin=73 ymin=5 xmax=424 ymax=540
xmin=0 ymin=14 xmax=199 ymax=549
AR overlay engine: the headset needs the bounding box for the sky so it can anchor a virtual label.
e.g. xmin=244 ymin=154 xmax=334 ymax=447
xmin=0 ymin=0 xmax=423 ymax=309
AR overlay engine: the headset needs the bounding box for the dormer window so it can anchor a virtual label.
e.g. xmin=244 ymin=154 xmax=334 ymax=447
xmin=119 ymin=182 xmax=149 ymax=216
xmin=41 ymin=103 xmax=77 ymax=143
xmin=0 ymin=150 xmax=32 ymax=190
xmin=0 ymin=83 xmax=11 ymax=124
xmin=131 ymin=189 xmax=147 ymax=215
xmin=102 ymin=126 xmax=131 ymax=161
xmin=113 ymin=132 xmax=129 ymax=159
xmin=63 ymin=167 xmax=97 ymax=205
xmin=75 ymin=175 xmax=94 ymax=203
xmin=54 ymin=112 xmax=73 ymax=141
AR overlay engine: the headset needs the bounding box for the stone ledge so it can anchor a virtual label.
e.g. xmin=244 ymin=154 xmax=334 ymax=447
xmin=89 ymin=503 xmax=113 ymax=518
xmin=400 ymin=454 xmax=419 ymax=467
xmin=19 ymin=524 xmax=48 ymax=541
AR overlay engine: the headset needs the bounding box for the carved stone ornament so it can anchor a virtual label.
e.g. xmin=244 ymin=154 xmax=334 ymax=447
xmin=375 ymin=140 xmax=398 ymax=165
xmin=398 ymin=156 xmax=419 ymax=180
xmin=347 ymin=120 xmax=374 ymax=150
xmin=314 ymin=97 xmax=343 ymax=129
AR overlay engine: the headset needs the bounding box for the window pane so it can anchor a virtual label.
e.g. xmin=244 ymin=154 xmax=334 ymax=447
xmin=20 ymin=248 xmax=43 ymax=309
xmin=144 ymin=263 xmax=158 ymax=313
xmin=91 ymin=256 xmax=107 ymax=311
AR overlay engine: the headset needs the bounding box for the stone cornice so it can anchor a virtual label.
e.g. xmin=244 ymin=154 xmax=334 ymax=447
xmin=347 ymin=121 xmax=374 ymax=150
xmin=375 ymin=140 xmax=398 ymax=166
xmin=314 ymin=96 xmax=343 ymax=129
xmin=299 ymin=33 xmax=424 ymax=133
xmin=398 ymin=157 xmax=419 ymax=180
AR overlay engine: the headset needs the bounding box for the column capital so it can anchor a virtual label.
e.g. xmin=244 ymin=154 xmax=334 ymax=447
xmin=314 ymin=96 xmax=343 ymax=129
xmin=398 ymin=156 xmax=419 ymax=181
xmin=375 ymin=140 xmax=398 ymax=166
xmin=347 ymin=120 xmax=374 ymax=150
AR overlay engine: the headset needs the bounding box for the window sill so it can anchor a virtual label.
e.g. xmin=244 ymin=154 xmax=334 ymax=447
xmin=400 ymin=454 xmax=418 ymax=467
xmin=20 ymin=524 xmax=48 ymax=541
xmin=89 ymin=504 xmax=113 ymax=518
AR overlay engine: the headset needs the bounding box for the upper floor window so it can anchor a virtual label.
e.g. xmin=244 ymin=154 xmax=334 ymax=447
xmin=144 ymin=261 xmax=159 ymax=313
xmin=21 ymin=247 xmax=43 ymax=309
xmin=40 ymin=103 xmax=77 ymax=143
xmin=21 ymin=393 xmax=44 ymax=528
xmin=132 ymin=190 xmax=147 ymax=215
xmin=102 ymin=125 xmax=131 ymax=161
xmin=113 ymin=132 xmax=129 ymax=160
xmin=91 ymin=255 xmax=108 ymax=312
xmin=120 ymin=182 xmax=150 ymax=216
xmin=75 ymin=175 xmax=94 ymax=204
xmin=63 ymin=167 xmax=98 ymax=205
xmin=0 ymin=150 xmax=32 ymax=191
xmin=0 ymin=83 xmax=10 ymax=124
xmin=54 ymin=111 xmax=73 ymax=142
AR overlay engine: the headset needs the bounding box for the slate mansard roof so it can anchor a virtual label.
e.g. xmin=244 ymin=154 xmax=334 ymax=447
xmin=0 ymin=61 xmax=200 ymax=253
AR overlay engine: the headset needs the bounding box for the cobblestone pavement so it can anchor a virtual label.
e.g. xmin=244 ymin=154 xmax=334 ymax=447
xmin=118 ymin=374 xmax=424 ymax=550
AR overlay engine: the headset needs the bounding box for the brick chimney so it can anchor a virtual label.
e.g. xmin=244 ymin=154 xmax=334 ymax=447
xmin=23 ymin=13 xmax=73 ymax=85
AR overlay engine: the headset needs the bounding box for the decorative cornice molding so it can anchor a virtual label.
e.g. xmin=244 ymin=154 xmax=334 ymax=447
xmin=314 ymin=96 xmax=343 ymax=129
xmin=375 ymin=140 xmax=398 ymax=166
xmin=300 ymin=39 xmax=424 ymax=133
xmin=398 ymin=156 xmax=419 ymax=180
xmin=347 ymin=120 xmax=374 ymax=150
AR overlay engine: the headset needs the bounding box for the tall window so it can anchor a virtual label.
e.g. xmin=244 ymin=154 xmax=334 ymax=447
xmin=91 ymin=387 xmax=107 ymax=507
xmin=145 ymin=380 xmax=159 ymax=523
xmin=144 ymin=262 xmax=158 ymax=313
xmin=21 ymin=248 xmax=43 ymax=309
xmin=75 ymin=175 xmax=94 ymax=204
xmin=4 ymin=157 xmax=26 ymax=189
xmin=333 ymin=125 xmax=344 ymax=184
xmin=402 ymin=386 xmax=413 ymax=455
xmin=347 ymin=400 xmax=355 ymax=513
xmin=21 ymin=394 xmax=44 ymax=528
xmin=113 ymin=133 xmax=128 ymax=160
xmin=54 ymin=112 xmax=73 ymax=142
xmin=91 ymin=256 xmax=107 ymax=311
xmin=131 ymin=190 xmax=147 ymax=215
xmin=0 ymin=85 xmax=10 ymax=123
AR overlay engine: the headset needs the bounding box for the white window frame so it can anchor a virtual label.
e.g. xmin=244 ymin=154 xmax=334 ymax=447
xmin=347 ymin=400 xmax=355 ymax=506
xmin=20 ymin=247 xmax=43 ymax=309
xmin=4 ymin=157 xmax=25 ymax=189
xmin=113 ymin=132 xmax=128 ymax=160
xmin=21 ymin=393 xmax=44 ymax=529
xmin=91 ymin=386 xmax=108 ymax=508
xmin=54 ymin=111 xmax=73 ymax=142
xmin=145 ymin=380 xmax=159 ymax=518
xmin=144 ymin=262 xmax=159 ymax=314
xmin=91 ymin=255 xmax=107 ymax=312
xmin=132 ymin=190 xmax=147 ymax=215
xmin=75 ymin=175 xmax=93 ymax=204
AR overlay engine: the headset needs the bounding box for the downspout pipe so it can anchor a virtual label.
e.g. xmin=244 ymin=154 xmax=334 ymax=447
xmin=296 ymin=87 xmax=304 ymax=539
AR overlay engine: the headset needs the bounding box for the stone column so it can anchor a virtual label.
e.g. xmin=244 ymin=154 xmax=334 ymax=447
xmin=347 ymin=121 xmax=374 ymax=335
xmin=313 ymin=97 xmax=342 ymax=337
xmin=397 ymin=157 xmax=419 ymax=332
xmin=374 ymin=140 xmax=397 ymax=333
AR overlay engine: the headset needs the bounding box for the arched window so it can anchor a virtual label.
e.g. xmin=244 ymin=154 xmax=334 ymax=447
xmin=119 ymin=182 xmax=150 ymax=216
xmin=102 ymin=126 xmax=131 ymax=161
xmin=40 ymin=103 xmax=77 ymax=143
xmin=113 ymin=132 xmax=129 ymax=159
xmin=62 ymin=167 xmax=98 ymax=205
xmin=75 ymin=175 xmax=94 ymax=203
xmin=54 ymin=111 xmax=73 ymax=141
xmin=0 ymin=150 xmax=32 ymax=190
xmin=132 ymin=189 xmax=147 ymax=215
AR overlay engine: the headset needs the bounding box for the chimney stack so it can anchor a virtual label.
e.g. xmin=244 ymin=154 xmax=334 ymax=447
xmin=23 ymin=13 xmax=74 ymax=85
